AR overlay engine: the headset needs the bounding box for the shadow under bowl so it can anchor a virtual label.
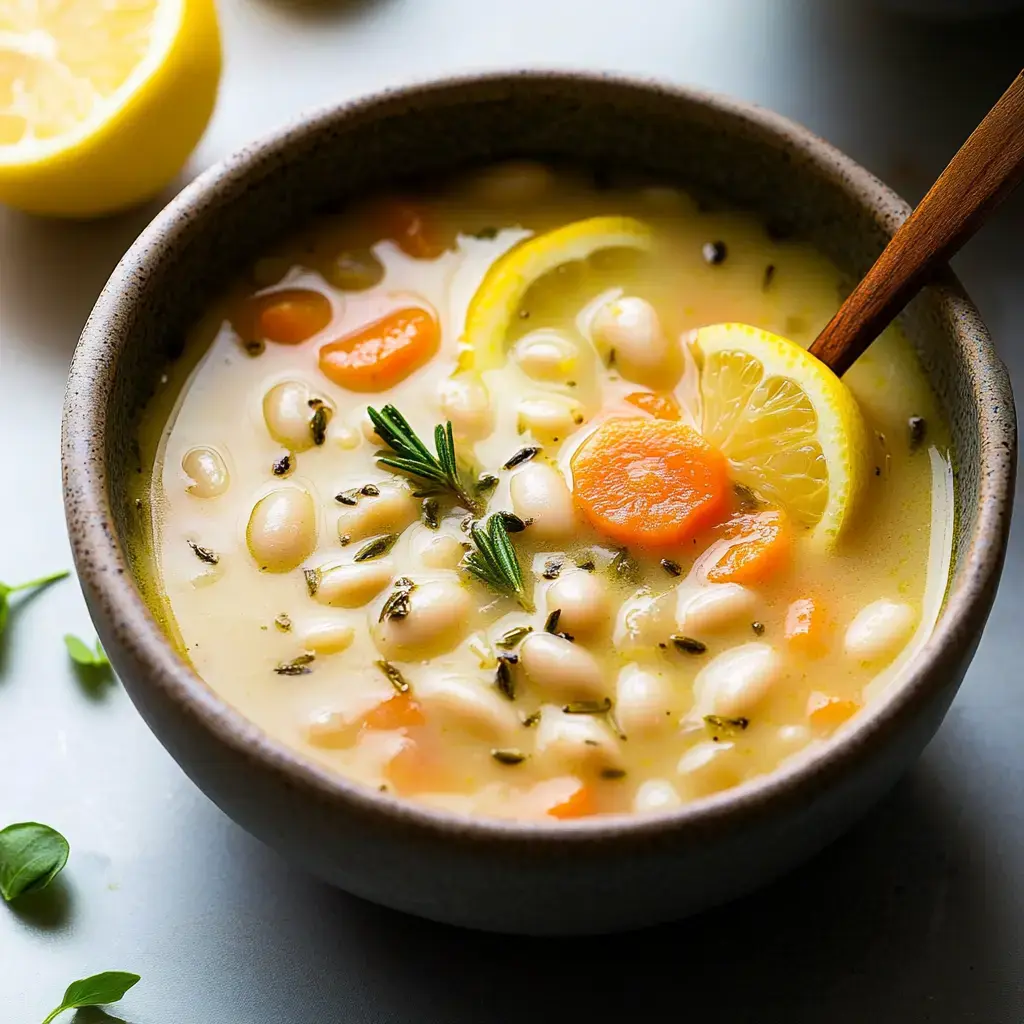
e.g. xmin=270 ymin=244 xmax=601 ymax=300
xmin=62 ymin=71 xmax=1015 ymax=935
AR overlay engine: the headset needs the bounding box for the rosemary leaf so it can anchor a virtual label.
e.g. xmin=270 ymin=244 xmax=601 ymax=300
xmin=376 ymin=659 xmax=410 ymax=693
xmin=353 ymin=534 xmax=398 ymax=562
xmin=188 ymin=540 xmax=219 ymax=565
xmin=704 ymin=714 xmax=750 ymax=735
xmin=491 ymin=748 xmax=527 ymax=765
xmin=461 ymin=514 xmax=530 ymax=608
xmin=303 ymin=568 xmax=322 ymax=596
xmin=544 ymin=608 xmax=561 ymax=634
xmin=496 ymin=657 xmax=516 ymax=700
xmin=379 ymin=578 xmax=415 ymax=622
xmin=502 ymin=446 xmax=541 ymax=470
xmin=671 ymin=635 xmax=707 ymax=654
xmin=275 ymin=653 xmax=315 ymax=676
xmin=495 ymin=625 xmax=533 ymax=649
xmin=563 ymin=698 xmax=612 ymax=715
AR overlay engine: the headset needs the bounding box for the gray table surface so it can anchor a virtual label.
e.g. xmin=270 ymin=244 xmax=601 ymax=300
xmin=2 ymin=2 xmax=1023 ymax=1021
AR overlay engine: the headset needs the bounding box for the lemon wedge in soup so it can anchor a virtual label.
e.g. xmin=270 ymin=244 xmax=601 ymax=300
xmin=0 ymin=0 xmax=221 ymax=217
xmin=694 ymin=322 xmax=869 ymax=548
xmin=462 ymin=215 xmax=654 ymax=370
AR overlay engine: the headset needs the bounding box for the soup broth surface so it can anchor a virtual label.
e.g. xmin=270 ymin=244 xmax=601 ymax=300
xmin=138 ymin=164 xmax=953 ymax=821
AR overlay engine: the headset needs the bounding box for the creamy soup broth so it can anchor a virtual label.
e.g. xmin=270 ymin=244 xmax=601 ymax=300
xmin=137 ymin=163 xmax=953 ymax=820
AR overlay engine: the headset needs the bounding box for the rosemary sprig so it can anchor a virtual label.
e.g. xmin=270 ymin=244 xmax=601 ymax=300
xmin=367 ymin=404 xmax=479 ymax=511
xmin=461 ymin=514 xmax=530 ymax=608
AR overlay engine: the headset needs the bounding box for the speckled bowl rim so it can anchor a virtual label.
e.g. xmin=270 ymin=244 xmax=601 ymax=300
xmin=64 ymin=70 xmax=1015 ymax=847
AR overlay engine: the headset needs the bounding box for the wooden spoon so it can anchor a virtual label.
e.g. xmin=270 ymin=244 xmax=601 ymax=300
xmin=809 ymin=69 xmax=1024 ymax=377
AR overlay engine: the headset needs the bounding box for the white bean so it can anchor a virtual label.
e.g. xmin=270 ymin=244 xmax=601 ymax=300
xmin=516 ymin=394 xmax=586 ymax=444
xmin=262 ymin=380 xmax=329 ymax=451
xmin=509 ymin=462 xmax=576 ymax=540
xmin=512 ymin=330 xmax=580 ymax=382
xmin=301 ymin=621 xmax=356 ymax=655
xmin=373 ymin=576 xmax=473 ymax=658
xmin=182 ymin=446 xmax=229 ymax=498
xmin=337 ymin=482 xmax=418 ymax=543
xmin=332 ymin=424 xmax=362 ymax=450
xmin=246 ymin=485 xmax=317 ymax=572
xmin=612 ymin=590 xmax=672 ymax=652
xmin=676 ymin=740 xmax=739 ymax=797
xmin=692 ymin=642 xmax=781 ymax=718
xmin=519 ymin=632 xmax=606 ymax=700
xmin=534 ymin=705 xmax=624 ymax=773
xmin=437 ymin=376 xmax=494 ymax=440
xmin=633 ymin=778 xmax=682 ymax=814
xmin=844 ymin=599 xmax=916 ymax=664
xmin=590 ymin=296 xmax=680 ymax=387
xmin=675 ymin=582 xmax=757 ymax=634
xmin=417 ymin=533 xmax=466 ymax=570
xmin=466 ymin=160 xmax=554 ymax=205
xmin=313 ymin=560 xmax=394 ymax=608
xmin=415 ymin=674 xmax=519 ymax=740
xmin=776 ymin=723 xmax=812 ymax=748
xmin=545 ymin=570 xmax=610 ymax=639
xmin=615 ymin=663 xmax=674 ymax=736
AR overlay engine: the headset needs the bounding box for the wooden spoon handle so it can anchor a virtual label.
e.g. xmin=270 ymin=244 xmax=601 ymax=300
xmin=809 ymin=69 xmax=1024 ymax=377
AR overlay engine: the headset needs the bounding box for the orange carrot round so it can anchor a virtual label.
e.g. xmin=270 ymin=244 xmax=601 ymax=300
xmin=571 ymin=418 xmax=730 ymax=547
xmin=623 ymin=391 xmax=681 ymax=421
xmin=706 ymin=509 xmax=792 ymax=584
xmin=236 ymin=288 xmax=333 ymax=345
xmin=376 ymin=199 xmax=446 ymax=259
xmin=361 ymin=692 xmax=425 ymax=732
xmin=319 ymin=307 xmax=439 ymax=392
xmin=807 ymin=692 xmax=861 ymax=732
xmin=546 ymin=782 xmax=595 ymax=819
xmin=784 ymin=597 xmax=830 ymax=658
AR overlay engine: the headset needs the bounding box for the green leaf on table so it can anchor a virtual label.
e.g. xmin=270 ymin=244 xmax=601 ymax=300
xmin=63 ymin=634 xmax=109 ymax=668
xmin=41 ymin=972 xmax=140 ymax=1024
xmin=0 ymin=570 xmax=69 ymax=637
xmin=0 ymin=822 xmax=70 ymax=902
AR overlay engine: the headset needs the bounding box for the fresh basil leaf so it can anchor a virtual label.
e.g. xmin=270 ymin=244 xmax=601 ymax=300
xmin=94 ymin=640 xmax=109 ymax=666
xmin=63 ymin=634 xmax=98 ymax=666
xmin=0 ymin=570 xmax=69 ymax=638
xmin=41 ymin=971 xmax=140 ymax=1024
xmin=0 ymin=822 xmax=69 ymax=902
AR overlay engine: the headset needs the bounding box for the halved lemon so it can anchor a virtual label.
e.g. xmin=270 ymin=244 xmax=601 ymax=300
xmin=461 ymin=215 xmax=653 ymax=370
xmin=0 ymin=0 xmax=221 ymax=217
xmin=694 ymin=322 xmax=869 ymax=547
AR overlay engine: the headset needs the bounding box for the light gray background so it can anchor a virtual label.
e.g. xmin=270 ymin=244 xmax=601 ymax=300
xmin=1 ymin=1 xmax=1022 ymax=1021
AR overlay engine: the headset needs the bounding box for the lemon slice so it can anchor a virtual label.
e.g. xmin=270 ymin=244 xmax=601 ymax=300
xmin=462 ymin=215 xmax=653 ymax=370
xmin=694 ymin=322 xmax=869 ymax=547
xmin=0 ymin=0 xmax=221 ymax=217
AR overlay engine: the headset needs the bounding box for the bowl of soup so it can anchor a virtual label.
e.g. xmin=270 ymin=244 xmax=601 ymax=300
xmin=62 ymin=72 xmax=1014 ymax=934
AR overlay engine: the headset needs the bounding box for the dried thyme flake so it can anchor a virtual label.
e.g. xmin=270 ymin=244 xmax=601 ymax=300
xmin=361 ymin=483 xmax=380 ymax=497
xmin=520 ymin=709 xmax=542 ymax=728
xmin=496 ymin=657 xmax=516 ymax=701
xmin=491 ymin=747 xmax=527 ymax=765
xmin=303 ymin=567 xmax=322 ymax=596
xmin=335 ymin=489 xmax=359 ymax=505
xmin=659 ymin=558 xmax=682 ymax=577
xmin=704 ymin=714 xmax=750 ymax=735
xmin=671 ymin=634 xmax=707 ymax=655
xmin=542 ymin=558 xmax=563 ymax=580
xmin=499 ymin=511 xmax=528 ymax=533
xmin=702 ymin=240 xmax=728 ymax=265
xmin=353 ymin=533 xmax=398 ymax=562
xmin=908 ymin=415 xmax=927 ymax=451
xmin=502 ymin=446 xmax=541 ymax=470
xmin=188 ymin=540 xmax=219 ymax=565
xmin=495 ymin=625 xmax=533 ymax=649
xmin=577 ymin=556 xmax=596 ymax=572
xmin=762 ymin=263 xmax=776 ymax=290
xmin=476 ymin=472 xmax=499 ymax=494
xmin=422 ymin=497 xmax=440 ymax=529
xmin=751 ymin=620 xmax=765 ymax=636
xmin=309 ymin=403 xmax=331 ymax=446
xmin=544 ymin=608 xmax=562 ymax=634
xmin=600 ymin=767 xmax=627 ymax=780
xmin=376 ymin=659 xmax=410 ymax=693
xmin=272 ymin=453 xmax=293 ymax=477
xmin=274 ymin=653 xmax=315 ymax=676
xmin=379 ymin=578 xmax=415 ymax=622
xmin=274 ymin=613 xmax=292 ymax=632
xmin=460 ymin=514 xmax=476 ymax=534
xmin=563 ymin=698 xmax=613 ymax=715
xmin=609 ymin=548 xmax=639 ymax=583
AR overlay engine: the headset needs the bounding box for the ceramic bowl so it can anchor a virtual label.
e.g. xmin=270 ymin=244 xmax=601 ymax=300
xmin=62 ymin=72 xmax=1015 ymax=935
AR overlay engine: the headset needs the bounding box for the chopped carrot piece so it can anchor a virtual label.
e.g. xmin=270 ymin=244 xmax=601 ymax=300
xmin=785 ymin=597 xmax=830 ymax=658
xmin=384 ymin=738 xmax=456 ymax=795
xmin=235 ymin=288 xmax=333 ymax=345
xmin=361 ymin=692 xmax=425 ymax=732
xmin=546 ymin=782 xmax=595 ymax=820
xmin=319 ymin=307 xmax=439 ymax=392
xmin=624 ymin=391 xmax=681 ymax=420
xmin=706 ymin=509 xmax=792 ymax=584
xmin=376 ymin=199 xmax=446 ymax=259
xmin=807 ymin=692 xmax=862 ymax=732
xmin=571 ymin=418 xmax=730 ymax=547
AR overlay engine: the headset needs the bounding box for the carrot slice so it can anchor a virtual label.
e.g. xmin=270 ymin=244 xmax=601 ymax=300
xmin=384 ymin=738 xmax=456 ymax=795
xmin=807 ymin=692 xmax=862 ymax=732
xmin=319 ymin=307 xmax=439 ymax=392
xmin=235 ymin=288 xmax=333 ymax=345
xmin=571 ymin=418 xmax=730 ymax=547
xmin=624 ymin=391 xmax=681 ymax=420
xmin=546 ymin=782 xmax=595 ymax=820
xmin=706 ymin=509 xmax=792 ymax=584
xmin=361 ymin=692 xmax=426 ymax=732
xmin=785 ymin=597 xmax=830 ymax=658
xmin=376 ymin=199 xmax=446 ymax=259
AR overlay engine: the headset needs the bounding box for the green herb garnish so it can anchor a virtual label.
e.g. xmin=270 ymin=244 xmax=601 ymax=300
xmin=563 ymin=698 xmax=613 ymax=715
xmin=476 ymin=472 xmax=499 ymax=494
xmin=354 ymin=534 xmax=398 ymax=562
xmin=495 ymin=656 xmax=516 ymax=700
xmin=379 ymin=578 xmax=415 ymax=623
xmin=0 ymin=822 xmax=69 ymax=902
xmin=274 ymin=614 xmax=292 ymax=632
xmin=376 ymin=659 xmax=410 ymax=693
xmin=309 ymin=401 xmax=330 ymax=446
xmin=671 ymin=635 xmax=707 ymax=654
xmin=495 ymin=625 xmax=533 ymax=649
xmin=187 ymin=540 xmax=219 ymax=565
xmin=502 ymin=446 xmax=541 ymax=470
xmin=422 ymin=497 xmax=440 ymax=529
xmin=41 ymin=972 xmax=140 ymax=1024
xmin=544 ymin=608 xmax=562 ymax=633
xmin=274 ymin=654 xmax=315 ymax=676
xmin=608 ymin=548 xmax=639 ymax=583
xmin=0 ymin=570 xmax=68 ymax=636
xmin=368 ymin=404 xmax=478 ymax=511
xmin=63 ymin=635 xmax=109 ymax=668
xmin=461 ymin=514 xmax=530 ymax=608
xmin=659 ymin=558 xmax=682 ymax=577
xmin=491 ymin=748 xmax=527 ymax=765
xmin=542 ymin=558 xmax=563 ymax=579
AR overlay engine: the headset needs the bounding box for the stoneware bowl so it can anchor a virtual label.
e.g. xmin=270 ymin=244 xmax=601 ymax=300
xmin=62 ymin=72 xmax=1016 ymax=935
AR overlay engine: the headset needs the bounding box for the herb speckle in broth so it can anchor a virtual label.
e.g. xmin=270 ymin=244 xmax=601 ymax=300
xmin=671 ymin=635 xmax=707 ymax=655
xmin=353 ymin=534 xmax=398 ymax=562
xmin=275 ymin=653 xmax=315 ymax=676
xmin=376 ymin=659 xmax=410 ymax=693
xmin=491 ymin=748 xmax=527 ymax=765
xmin=188 ymin=540 xmax=219 ymax=565
xmin=502 ymin=446 xmax=541 ymax=470
xmin=303 ymin=568 xmax=322 ymax=596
